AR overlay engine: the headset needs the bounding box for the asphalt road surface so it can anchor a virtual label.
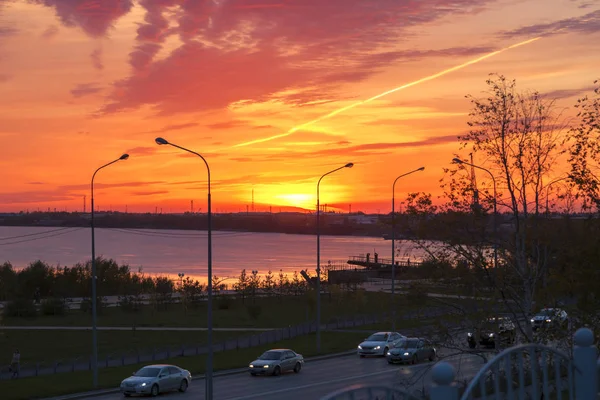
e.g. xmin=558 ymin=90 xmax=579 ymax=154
xmin=91 ymin=349 xmax=485 ymax=400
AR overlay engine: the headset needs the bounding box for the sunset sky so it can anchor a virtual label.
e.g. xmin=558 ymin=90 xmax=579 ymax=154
xmin=0 ymin=0 xmax=599 ymax=214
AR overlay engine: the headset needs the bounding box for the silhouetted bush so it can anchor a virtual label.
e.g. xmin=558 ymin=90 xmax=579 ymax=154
xmin=217 ymin=296 xmax=233 ymax=310
xmin=118 ymin=295 xmax=142 ymax=313
xmin=4 ymin=298 xmax=37 ymax=318
xmin=247 ymin=304 xmax=262 ymax=320
xmin=79 ymin=296 xmax=107 ymax=314
xmin=41 ymin=297 xmax=66 ymax=316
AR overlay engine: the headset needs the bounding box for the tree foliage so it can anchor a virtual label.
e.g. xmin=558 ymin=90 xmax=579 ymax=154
xmin=568 ymin=79 xmax=600 ymax=209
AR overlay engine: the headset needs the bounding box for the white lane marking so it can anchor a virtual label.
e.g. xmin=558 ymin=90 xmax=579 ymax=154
xmin=226 ymin=369 xmax=398 ymax=400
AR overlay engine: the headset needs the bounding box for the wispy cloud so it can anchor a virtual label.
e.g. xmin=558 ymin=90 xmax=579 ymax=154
xmin=41 ymin=25 xmax=59 ymax=39
xmin=70 ymin=83 xmax=102 ymax=98
xmin=498 ymin=9 xmax=600 ymax=39
xmin=148 ymin=122 xmax=200 ymax=134
xmin=90 ymin=0 xmax=496 ymax=116
xmin=32 ymin=0 xmax=134 ymax=38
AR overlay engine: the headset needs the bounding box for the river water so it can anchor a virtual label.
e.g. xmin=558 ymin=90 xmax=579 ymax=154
xmin=0 ymin=226 xmax=430 ymax=281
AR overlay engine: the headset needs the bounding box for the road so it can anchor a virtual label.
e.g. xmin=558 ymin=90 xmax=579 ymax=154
xmin=88 ymin=349 xmax=485 ymax=400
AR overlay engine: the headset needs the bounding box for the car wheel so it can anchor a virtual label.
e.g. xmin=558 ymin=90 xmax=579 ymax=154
xmin=179 ymin=379 xmax=188 ymax=392
xmin=273 ymin=366 xmax=281 ymax=376
xmin=387 ymin=360 xmax=394 ymax=364
xmin=123 ymin=395 xmax=130 ymax=398
xmin=150 ymin=384 xmax=159 ymax=397
xmin=429 ymin=351 xmax=435 ymax=362
xmin=250 ymin=372 xmax=257 ymax=376
xmin=294 ymin=362 xmax=302 ymax=373
xmin=468 ymin=341 xmax=476 ymax=349
xmin=412 ymin=355 xmax=417 ymax=365
xmin=359 ymin=354 xmax=365 ymax=358
xmin=383 ymin=347 xmax=389 ymax=357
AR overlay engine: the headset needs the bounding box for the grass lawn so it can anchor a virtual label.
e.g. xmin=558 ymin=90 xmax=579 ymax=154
xmin=2 ymin=292 xmax=440 ymax=328
xmin=0 ymin=330 xmax=367 ymax=400
xmin=0 ymin=330 xmax=246 ymax=365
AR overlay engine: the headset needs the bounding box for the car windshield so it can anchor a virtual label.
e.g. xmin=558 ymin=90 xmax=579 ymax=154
xmin=538 ymin=309 xmax=555 ymax=317
xmin=395 ymin=339 xmax=419 ymax=349
xmin=366 ymin=334 xmax=388 ymax=342
xmin=134 ymin=367 xmax=161 ymax=377
xmin=259 ymin=351 xmax=282 ymax=360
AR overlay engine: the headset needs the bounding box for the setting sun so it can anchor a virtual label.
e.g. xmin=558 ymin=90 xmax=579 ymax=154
xmin=275 ymin=193 xmax=315 ymax=210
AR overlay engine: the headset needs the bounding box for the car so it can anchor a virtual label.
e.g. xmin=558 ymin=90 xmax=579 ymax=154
xmin=357 ymin=331 xmax=405 ymax=357
xmin=531 ymin=308 xmax=568 ymax=331
xmin=386 ymin=337 xmax=436 ymax=364
xmin=467 ymin=316 xmax=516 ymax=348
xmin=248 ymin=348 xmax=304 ymax=376
xmin=120 ymin=364 xmax=191 ymax=397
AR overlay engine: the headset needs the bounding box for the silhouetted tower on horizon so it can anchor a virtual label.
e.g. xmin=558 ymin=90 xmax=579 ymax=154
xmin=191 ymin=200 xmax=194 ymax=214
xmin=83 ymin=195 xmax=86 ymax=213
xmin=349 ymin=204 xmax=351 ymax=214
xmin=252 ymin=188 xmax=255 ymax=212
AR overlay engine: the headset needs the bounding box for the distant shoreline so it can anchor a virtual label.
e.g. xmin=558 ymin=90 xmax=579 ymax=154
xmin=0 ymin=212 xmax=414 ymax=240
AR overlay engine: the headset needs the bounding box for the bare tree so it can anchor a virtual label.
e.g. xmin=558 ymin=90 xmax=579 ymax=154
xmin=404 ymin=74 xmax=570 ymax=347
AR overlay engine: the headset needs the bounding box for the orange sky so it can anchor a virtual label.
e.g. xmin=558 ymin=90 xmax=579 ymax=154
xmin=0 ymin=0 xmax=599 ymax=214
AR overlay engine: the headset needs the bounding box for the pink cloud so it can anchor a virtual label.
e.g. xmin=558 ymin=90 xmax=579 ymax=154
xmin=94 ymin=0 xmax=496 ymax=116
xmin=90 ymin=47 xmax=103 ymax=70
xmin=33 ymin=0 xmax=134 ymax=38
xmin=41 ymin=25 xmax=59 ymax=39
xmin=70 ymin=83 xmax=102 ymax=98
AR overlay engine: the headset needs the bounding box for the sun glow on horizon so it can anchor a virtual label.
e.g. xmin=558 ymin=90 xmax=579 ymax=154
xmin=274 ymin=193 xmax=315 ymax=210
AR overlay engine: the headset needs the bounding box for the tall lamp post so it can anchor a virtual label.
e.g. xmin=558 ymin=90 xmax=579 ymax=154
xmin=316 ymin=162 xmax=354 ymax=353
xmin=391 ymin=166 xmax=425 ymax=331
xmin=545 ymin=176 xmax=567 ymax=217
xmin=452 ymin=158 xmax=497 ymax=269
xmin=155 ymin=137 xmax=214 ymax=400
xmin=90 ymin=153 xmax=129 ymax=388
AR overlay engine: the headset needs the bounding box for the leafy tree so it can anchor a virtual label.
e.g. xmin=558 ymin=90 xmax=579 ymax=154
xmin=262 ymin=270 xmax=276 ymax=297
xmin=568 ymin=79 xmax=600 ymax=209
xmin=248 ymin=270 xmax=262 ymax=303
xmin=234 ymin=269 xmax=250 ymax=303
xmin=277 ymin=269 xmax=289 ymax=297
xmin=179 ymin=277 xmax=204 ymax=311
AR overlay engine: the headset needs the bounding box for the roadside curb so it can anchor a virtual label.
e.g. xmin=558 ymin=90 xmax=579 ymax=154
xmin=40 ymin=350 xmax=356 ymax=400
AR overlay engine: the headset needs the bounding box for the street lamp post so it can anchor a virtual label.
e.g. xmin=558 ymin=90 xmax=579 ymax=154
xmin=391 ymin=166 xmax=425 ymax=331
xmin=316 ymin=163 xmax=354 ymax=353
xmin=452 ymin=158 xmax=498 ymax=269
xmin=155 ymin=137 xmax=214 ymax=400
xmin=90 ymin=153 xmax=129 ymax=388
xmin=545 ymin=177 xmax=567 ymax=217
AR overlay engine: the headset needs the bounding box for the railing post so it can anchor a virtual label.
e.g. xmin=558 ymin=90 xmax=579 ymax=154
xmin=430 ymin=362 xmax=458 ymax=400
xmin=573 ymin=327 xmax=597 ymax=400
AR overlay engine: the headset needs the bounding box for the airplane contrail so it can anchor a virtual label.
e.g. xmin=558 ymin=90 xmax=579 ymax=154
xmin=231 ymin=35 xmax=543 ymax=148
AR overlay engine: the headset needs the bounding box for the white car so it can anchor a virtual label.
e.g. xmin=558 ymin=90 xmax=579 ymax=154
xmin=357 ymin=331 xmax=405 ymax=357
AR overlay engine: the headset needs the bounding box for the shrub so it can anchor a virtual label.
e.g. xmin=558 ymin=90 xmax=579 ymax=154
xmin=4 ymin=298 xmax=37 ymax=318
xmin=41 ymin=297 xmax=67 ymax=316
xmin=217 ymin=296 xmax=233 ymax=310
xmin=247 ymin=304 xmax=262 ymax=320
xmin=118 ymin=295 xmax=142 ymax=313
xmin=79 ymin=297 xmax=106 ymax=314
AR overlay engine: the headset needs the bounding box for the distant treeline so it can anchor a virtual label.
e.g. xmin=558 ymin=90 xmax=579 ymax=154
xmin=0 ymin=258 xmax=317 ymax=302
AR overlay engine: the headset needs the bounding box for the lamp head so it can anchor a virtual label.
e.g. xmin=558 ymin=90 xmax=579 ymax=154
xmin=417 ymin=166 xmax=425 ymax=171
xmin=119 ymin=154 xmax=129 ymax=160
xmin=452 ymin=158 xmax=463 ymax=164
xmin=345 ymin=163 xmax=354 ymax=168
xmin=155 ymin=137 xmax=169 ymax=145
